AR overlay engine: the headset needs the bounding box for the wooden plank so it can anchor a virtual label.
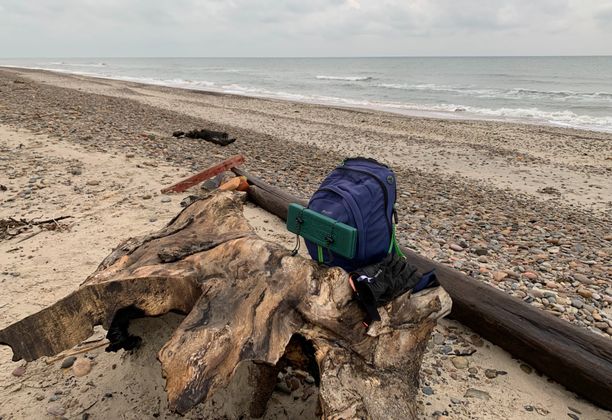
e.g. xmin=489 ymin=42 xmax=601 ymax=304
xmin=161 ymin=155 xmax=245 ymax=194
xmin=239 ymin=172 xmax=612 ymax=411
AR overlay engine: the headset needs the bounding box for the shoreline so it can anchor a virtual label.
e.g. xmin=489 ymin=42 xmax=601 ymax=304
xmin=2 ymin=64 xmax=611 ymax=134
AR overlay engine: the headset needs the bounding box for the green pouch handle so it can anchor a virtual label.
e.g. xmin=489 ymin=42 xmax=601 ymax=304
xmin=286 ymin=203 xmax=357 ymax=260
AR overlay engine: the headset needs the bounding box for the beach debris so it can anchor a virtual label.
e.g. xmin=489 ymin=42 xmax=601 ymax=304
xmin=173 ymin=129 xmax=236 ymax=146
xmin=537 ymin=186 xmax=561 ymax=195
xmin=180 ymin=195 xmax=200 ymax=207
xmin=0 ymin=215 xmax=72 ymax=241
xmin=161 ymin=154 xmax=245 ymax=193
xmin=201 ymin=171 xmax=236 ymax=192
xmin=218 ymin=176 xmax=248 ymax=192
xmin=0 ymin=191 xmax=450 ymax=417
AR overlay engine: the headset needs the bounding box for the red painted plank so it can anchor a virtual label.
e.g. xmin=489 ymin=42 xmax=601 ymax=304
xmin=161 ymin=155 xmax=245 ymax=194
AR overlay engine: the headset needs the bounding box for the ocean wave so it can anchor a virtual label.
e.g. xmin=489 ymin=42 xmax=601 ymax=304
xmin=316 ymin=75 xmax=373 ymax=81
xmin=115 ymin=76 xmax=216 ymax=89
xmin=401 ymin=103 xmax=612 ymax=131
xmin=40 ymin=62 xmax=108 ymax=67
xmin=378 ymin=83 xmax=494 ymax=96
xmin=377 ymin=83 xmax=612 ymax=102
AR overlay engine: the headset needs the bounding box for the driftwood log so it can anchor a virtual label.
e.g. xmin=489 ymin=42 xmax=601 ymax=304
xmin=0 ymin=192 xmax=451 ymax=418
xmin=233 ymin=168 xmax=612 ymax=411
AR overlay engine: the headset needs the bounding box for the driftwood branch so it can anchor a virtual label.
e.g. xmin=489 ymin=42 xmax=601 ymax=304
xmin=234 ymin=168 xmax=612 ymax=411
xmin=0 ymin=192 xmax=450 ymax=418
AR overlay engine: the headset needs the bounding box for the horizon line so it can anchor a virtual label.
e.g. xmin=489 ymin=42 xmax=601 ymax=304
xmin=1 ymin=54 xmax=611 ymax=59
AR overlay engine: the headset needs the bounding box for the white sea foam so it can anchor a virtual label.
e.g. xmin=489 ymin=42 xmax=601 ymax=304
xmin=316 ymin=75 xmax=373 ymax=81
xmin=377 ymin=83 xmax=612 ymax=102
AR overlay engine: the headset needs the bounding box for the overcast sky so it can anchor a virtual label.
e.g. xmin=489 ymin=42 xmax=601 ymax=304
xmin=0 ymin=0 xmax=610 ymax=57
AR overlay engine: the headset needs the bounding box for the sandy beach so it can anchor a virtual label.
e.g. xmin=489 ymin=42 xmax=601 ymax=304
xmin=0 ymin=67 xmax=611 ymax=419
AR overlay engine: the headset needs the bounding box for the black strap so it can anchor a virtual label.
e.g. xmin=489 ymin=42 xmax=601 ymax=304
xmin=291 ymin=210 xmax=305 ymax=256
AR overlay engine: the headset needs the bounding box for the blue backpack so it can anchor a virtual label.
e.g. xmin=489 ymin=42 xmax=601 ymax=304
xmin=305 ymin=157 xmax=403 ymax=271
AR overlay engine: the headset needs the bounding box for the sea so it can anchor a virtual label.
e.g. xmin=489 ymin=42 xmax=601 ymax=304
xmin=1 ymin=56 xmax=611 ymax=132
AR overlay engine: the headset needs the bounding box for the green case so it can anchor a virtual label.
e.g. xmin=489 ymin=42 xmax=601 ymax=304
xmin=286 ymin=203 xmax=357 ymax=259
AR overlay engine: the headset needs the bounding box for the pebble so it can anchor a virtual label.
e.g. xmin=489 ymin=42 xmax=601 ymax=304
xmin=492 ymin=271 xmax=508 ymax=282
xmin=571 ymin=299 xmax=583 ymax=309
xmin=474 ymin=247 xmax=489 ymax=256
xmin=422 ymin=386 xmax=434 ymax=396
xmin=304 ymin=375 xmax=315 ymax=384
xmin=449 ymin=244 xmax=463 ymax=252
xmin=567 ymin=406 xmax=582 ymax=414
xmin=72 ymin=358 xmax=92 ymax=377
xmin=484 ymin=369 xmax=498 ymax=379
xmin=275 ymin=382 xmax=292 ymax=394
xmin=161 ymin=196 xmax=171 ymax=203
xmin=432 ymin=333 xmax=445 ymax=345
xmin=61 ymin=356 xmax=77 ymax=369
xmin=12 ymin=365 xmax=26 ymax=377
xmin=47 ymin=405 xmax=66 ymax=417
xmin=440 ymin=345 xmax=453 ymax=355
xmin=552 ymin=304 xmax=566 ymax=313
xmin=573 ymin=274 xmax=594 ymax=285
xmin=285 ymin=376 xmax=300 ymax=391
xmin=86 ymin=180 xmax=100 ymax=186
xmin=301 ymin=387 xmax=315 ymax=401
xmin=451 ymin=357 xmax=469 ymax=369
xmin=520 ymin=363 xmax=533 ymax=374
xmin=464 ymin=388 xmax=491 ymax=400
xmin=469 ymin=336 xmax=484 ymax=347
xmin=577 ymin=289 xmax=592 ymax=299
xmin=523 ymin=271 xmax=538 ymax=280
xmin=567 ymin=414 xmax=579 ymax=420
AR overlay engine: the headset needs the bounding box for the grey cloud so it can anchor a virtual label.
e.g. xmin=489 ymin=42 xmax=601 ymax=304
xmin=0 ymin=0 xmax=609 ymax=56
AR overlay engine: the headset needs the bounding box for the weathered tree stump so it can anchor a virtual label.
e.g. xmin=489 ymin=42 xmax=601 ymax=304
xmin=0 ymin=192 xmax=450 ymax=418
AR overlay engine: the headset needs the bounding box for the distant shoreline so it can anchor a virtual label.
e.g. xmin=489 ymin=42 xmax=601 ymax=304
xmin=2 ymin=58 xmax=611 ymax=134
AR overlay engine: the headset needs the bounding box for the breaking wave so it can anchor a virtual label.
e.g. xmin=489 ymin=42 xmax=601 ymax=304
xmin=316 ymin=75 xmax=373 ymax=81
xmin=377 ymin=83 xmax=612 ymax=102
